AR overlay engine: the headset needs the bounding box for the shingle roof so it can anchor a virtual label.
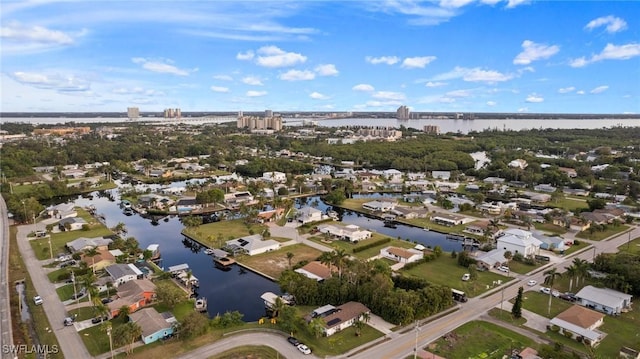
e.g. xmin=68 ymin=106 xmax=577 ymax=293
xmin=129 ymin=308 xmax=172 ymax=338
xmin=555 ymin=305 xmax=604 ymax=329
xmin=322 ymin=302 xmax=370 ymax=329
xmin=576 ymin=285 xmax=633 ymax=309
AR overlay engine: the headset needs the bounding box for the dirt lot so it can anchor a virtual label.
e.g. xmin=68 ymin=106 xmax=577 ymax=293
xmin=237 ymin=244 xmax=323 ymax=279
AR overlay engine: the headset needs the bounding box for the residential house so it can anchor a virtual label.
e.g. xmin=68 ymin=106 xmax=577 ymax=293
xmin=225 ymin=234 xmax=280 ymax=256
xmin=431 ymin=171 xmax=451 ymax=180
xmin=149 ymin=169 xmax=172 ymax=178
xmin=179 ymin=162 xmax=205 ymax=172
xmin=223 ymin=191 xmax=255 ymax=208
xmin=549 ymin=305 xmax=606 ymax=347
xmin=380 ymin=246 xmax=423 ymax=264
xmin=559 ymin=167 xmax=578 ymax=178
xmin=463 ymin=221 xmax=502 ymax=239
xmin=45 ymin=203 xmax=77 ymax=219
xmin=431 ymin=213 xmax=467 ymax=226
xmin=575 ymin=286 xmax=633 ymax=315
xmin=262 ymin=171 xmax=287 ymax=183
xmin=296 ymin=206 xmax=324 ymax=224
xmin=58 ymin=217 xmax=87 ymax=231
xmin=108 ymin=279 xmax=156 ymax=317
xmin=138 ymin=194 xmax=173 ymax=209
xmin=536 ymin=233 xmax=567 ymax=252
xmin=508 ymin=159 xmax=528 ymax=169
xmin=175 ymin=198 xmax=199 ymax=213
xmin=105 ymin=263 xmax=144 ymax=287
xmin=129 ymin=308 xmax=176 ymax=344
xmin=391 ymin=206 xmax=428 ymax=219
xmin=80 ymin=248 xmax=115 ymax=271
xmin=320 ymin=302 xmax=371 ymax=337
xmin=522 ymin=191 xmax=552 ymax=203
xmin=383 ymin=169 xmax=403 ymax=182
xmin=316 ymin=223 xmax=372 ymax=243
xmin=362 ymin=200 xmax=396 ymax=212
xmin=66 ymin=236 xmax=113 ymax=253
xmin=534 ymin=184 xmax=557 ymax=193
xmin=257 ymin=208 xmax=284 ymax=223
xmin=563 ymin=188 xmax=590 ymax=197
xmin=474 ymin=248 xmax=509 ymax=270
xmin=295 ymin=261 xmax=332 ymax=281
xmin=61 ymin=168 xmax=88 ymax=179
xmin=496 ymin=228 xmax=542 ymax=257
xmin=478 ymin=202 xmax=502 ymax=215
xmin=483 ymin=177 xmax=506 ymax=185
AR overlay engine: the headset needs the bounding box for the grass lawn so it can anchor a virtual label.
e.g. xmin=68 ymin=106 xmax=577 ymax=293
xmin=429 ymin=320 xmax=537 ymax=359
xmin=56 ymin=283 xmax=89 ymax=302
xmin=236 ymin=244 xmax=323 ymax=279
xmin=79 ymin=318 xmax=122 ymax=356
xmin=595 ymin=311 xmax=640 ymax=358
xmin=486 ymin=308 xmax=528 ymax=327
xmin=69 ymin=306 xmax=101 ymax=321
xmin=308 ymin=232 xmax=415 ymax=260
xmin=516 ymin=291 xmax=573 ymax=319
xmin=549 ymin=197 xmax=589 ymax=212
xmin=48 ymin=267 xmax=73 ymax=283
xmin=153 ymin=300 xmax=194 ymax=321
xmin=576 ymin=224 xmax=630 ymax=241
xmin=506 ymin=260 xmax=541 ymax=275
xmin=30 ymin=221 xmax=113 ymax=260
xmin=183 ymin=219 xmax=267 ymax=248
xmin=533 ymin=222 xmax=567 ymax=235
xmin=402 ymin=255 xmax=510 ymax=297
xmin=208 ymin=346 xmax=280 ymax=359
xmin=561 ymin=240 xmax=586 ymax=256
xmin=618 ymin=236 xmax=640 ymax=255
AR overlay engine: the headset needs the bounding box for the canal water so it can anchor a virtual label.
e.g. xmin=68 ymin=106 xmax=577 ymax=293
xmin=60 ymin=187 xmax=473 ymax=321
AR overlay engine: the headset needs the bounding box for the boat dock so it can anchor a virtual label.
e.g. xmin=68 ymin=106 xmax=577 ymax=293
xmin=194 ymin=297 xmax=207 ymax=312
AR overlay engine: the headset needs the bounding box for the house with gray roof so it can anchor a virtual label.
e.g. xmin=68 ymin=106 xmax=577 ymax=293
xmin=58 ymin=217 xmax=87 ymax=231
xmin=66 ymin=236 xmax=113 ymax=253
xmin=106 ymin=263 xmax=144 ymax=287
xmin=575 ymin=285 xmax=633 ymax=315
xmin=129 ymin=308 xmax=176 ymax=344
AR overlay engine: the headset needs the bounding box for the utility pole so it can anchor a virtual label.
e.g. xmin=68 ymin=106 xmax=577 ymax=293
xmin=414 ymin=320 xmax=420 ymax=359
xmin=71 ymin=271 xmax=78 ymax=305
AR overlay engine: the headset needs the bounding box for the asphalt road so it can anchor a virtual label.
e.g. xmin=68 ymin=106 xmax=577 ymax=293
xmin=16 ymin=221 xmax=91 ymax=359
xmin=0 ymin=197 xmax=14 ymax=359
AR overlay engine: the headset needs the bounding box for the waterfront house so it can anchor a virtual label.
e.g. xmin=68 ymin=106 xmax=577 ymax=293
xmin=223 ymin=191 xmax=255 ymax=208
xmin=380 ymin=246 xmax=423 ymax=264
xmin=321 ymin=302 xmax=371 ymax=337
xmin=175 ymin=198 xmax=199 ymax=213
xmin=295 ymin=261 xmax=332 ymax=281
xmin=45 ymin=203 xmax=77 ymax=219
xmin=575 ymin=286 xmax=633 ymax=315
xmin=463 ymin=221 xmax=502 ymax=239
xmin=225 ymin=234 xmax=280 ymax=256
xmin=129 ymin=308 xmax=176 ymax=344
xmin=430 ymin=213 xmax=466 ymax=226
xmin=58 ymin=217 xmax=87 ymax=231
xmin=262 ymin=171 xmax=287 ymax=183
xmin=66 ymin=236 xmax=113 ymax=253
xmin=474 ymin=248 xmax=509 ymax=270
xmin=108 ymin=279 xmax=156 ymax=317
xmin=296 ymin=206 xmax=324 ymax=224
xmin=316 ymin=223 xmax=372 ymax=243
xmin=257 ymin=208 xmax=284 ymax=223
xmin=549 ymin=305 xmax=606 ymax=347
xmin=362 ymin=200 xmax=396 ymax=212
xmin=534 ymin=184 xmax=557 ymax=193
xmin=431 ymin=171 xmax=451 ymax=180
xmin=80 ymin=248 xmax=115 ymax=271
xmin=496 ymin=228 xmax=542 ymax=257
xmin=105 ymin=263 xmax=144 ymax=287
xmin=391 ymin=206 xmax=428 ymax=219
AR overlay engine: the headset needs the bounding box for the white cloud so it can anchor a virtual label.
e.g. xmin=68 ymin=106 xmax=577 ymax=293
xmin=577 ymin=90 xmax=585 ymax=95
xmin=425 ymin=81 xmax=447 ymax=87
xmin=131 ymin=58 xmax=193 ymax=76
xmin=585 ymin=15 xmax=627 ymax=33
xmin=439 ymin=0 xmax=475 ymax=8
xmin=372 ymin=91 xmax=406 ymax=101
xmin=365 ymin=56 xmax=399 ymax=65
xmin=112 ymin=87 xmax=163 ymax=96
xmin=486 ymin=100 xmax=497 ymax=106
xmin=525 ymin=93 xmax=544 ymax=103
xmin=246 ymin=90 xmax=267 ymax=97
xmin=213 ymin=75 xmax=233 ymax=81
xmin=446 ymin=89 xmax=472 ymax=98
xmin=365 ymin=100 xmax=403 ymax=107
xmin=518 ymin=107 xmax=529 ymax=112
xmin=242 ymin=76 xmax=263 ymax=86
xmin=558 ymin=86 xmax=575 ymax=94
xmin=279 ymin=69 xmax=315 ymax=81
xmin=431 ymin=66 xmax=513 ymax=83
xmin=401 ymin=56 xmax=437 ymax=69
xmin=255 ymin=45 xmax=306 ymax=68
xmin=210 ymin=86 xmax=229 ymax=93
xmin=352 ymin=84 xmax=375 ymax=92
xmin=236 ymin=50 xmax=254 ymax=61
xmin=1 ymin=21 xmax=86 ymax=54
xmin=513 ymin=40 xmax=560 ymax=65
xmin=314 ymin=64 xmax=339 ymax=76
xmin=10 ymin=71 xmax=90 ymax=92
xmin=590 ymin=85 xmax=609 ymax=94
xmin=570 ymin=43 xmax=640 ymax=67
xmin=506 ymin=0 xmax=530 ymax=8
xmin=309 ymin=91 xmax=328 ymax=100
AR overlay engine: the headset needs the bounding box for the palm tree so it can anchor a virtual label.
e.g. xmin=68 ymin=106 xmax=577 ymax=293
xmin=118 ymin=305 xmax=131 ymax=320
xmin=286 ymin=252 xmax=295 ymax=269
xmin=564 ymin=265 xmax=578 ymax=292
xmin=572 ymin=258 xmax=589 ymax=288
xmin=353 ymin=318 xmax=365 ymax=336
xmin=319 ymin=251 xmax=334 ymax=275
xmin=543 ymin=268 xmax=562 ymax=315
xmin=332 ymin=249 xmax=349 ymax=280
xmin=84 ymin=247 xmax=99 ymax=274
xmin=106 ymin=281 xmax=113 ymax=299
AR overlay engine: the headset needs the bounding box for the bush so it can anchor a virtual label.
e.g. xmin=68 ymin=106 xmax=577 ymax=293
xmin=352 ymin=237 xmax=391 ymax=253
xmin=573 ymin=239 xmax=580 ymax=246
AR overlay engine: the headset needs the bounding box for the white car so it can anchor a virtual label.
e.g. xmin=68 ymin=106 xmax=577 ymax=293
xmin=297 ymin=344 xmax=312 ymax=355
xmin=552 ymin=289 xmax=560 ymax=297
xmin=498 ymin=266 xmax=510 ymax=273
xmin=461 ymin=273 xmax=470 ymax=281
xmin=527 ymin=280 xmax=537 ymax=286
xmin=33 ymin=295 xmax=43 ymax=305
xmin=539 ymin=287 xmax=551 ymax=294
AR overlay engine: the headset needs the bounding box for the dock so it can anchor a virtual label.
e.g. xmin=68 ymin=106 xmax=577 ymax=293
xmin=194 ymin=297 xmax=207 ymax=312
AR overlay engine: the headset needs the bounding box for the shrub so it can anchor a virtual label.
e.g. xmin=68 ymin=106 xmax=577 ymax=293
xmin=352 ymin=237 xmax=391 ymax=253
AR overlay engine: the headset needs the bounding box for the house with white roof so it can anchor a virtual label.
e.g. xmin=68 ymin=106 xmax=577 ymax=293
xmin=508 ymin=159 xmax=528 ymax=169
xmin=296 ymin=206 xmax=324 ymax=224
xmin=45 ymin=203 xmax=77 ymax=219
xmin=380 ymin=246 xmax=423 ymax=264
xmin=496 ymin=228 xmax=542 ymax=257
xmin=549 ymin=305 xmax=606 ymax=347
xmin=575 ymin=285 xmax=633 ymax=315
xmin=383 ymin=169 xmax=403 ymax=182
xmin=316 ymin=223 xmax=372 ymax=243
xmin=66 ymin=236 xmax=113 ymax=253
xmin=225 ymin=234 xmax=280 ymax=256
xmin=262 ymin=171 xmax=287 ymax=183
xmin=431 ymin=171 xmax=451 ymax=180
xmin=58 ymin=217 xmax=87 ymax=231
xmin=362 ymin=200 xmax=396 ymax=212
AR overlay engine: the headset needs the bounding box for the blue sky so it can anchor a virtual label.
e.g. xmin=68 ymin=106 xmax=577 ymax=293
xmin=1 ymin=0 xmax=639 ymax=114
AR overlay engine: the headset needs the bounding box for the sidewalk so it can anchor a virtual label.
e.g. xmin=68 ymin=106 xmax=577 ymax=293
xmin=494 ymin=300 xmax=548 ymax=332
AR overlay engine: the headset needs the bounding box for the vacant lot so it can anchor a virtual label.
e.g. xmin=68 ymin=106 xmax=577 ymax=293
xmin=576 ymin=224 xmax=629 ymax=241
xmin=184 ymin=219 xmax=267 ymax=247
xmin=237 ymin=244 xmax=323 ymax=279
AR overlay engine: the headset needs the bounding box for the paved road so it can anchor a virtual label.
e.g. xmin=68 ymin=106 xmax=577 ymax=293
xmin=0 ymin=197 xmax=14 ymax=359
xmin=176 ymin=332 xmax=304 ymax=359
xmin=16 ymin=221 xmax=91 ymax=359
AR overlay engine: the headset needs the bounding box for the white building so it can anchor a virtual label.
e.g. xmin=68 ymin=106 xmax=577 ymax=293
xmin=380 ymin=246 xmax=423 ymax=264
xmin=575 ymin=286 xmax=633 ymax=315
xmin=262 ymin=171 xmax=287 ymax=183
xmin=508 ymin=159 xmax=528 ymax=169
xmin=296 ymin=206 xmax=324 ymax=224
xmin=549 ymin=305 xmax=606 ymax=347
xmin=496 ymin=228 xmax=542 ymax=257
xmin=362 ymin=200 xmax=396 ymax=212
xmin=105 ymin=263 xmax=143 ymax=287
xmin=225 ymin=234 xmax=280 ymax=256
xmin=316 ymin=224 xmax=372 ymax=243
xmin=320 ymin=302 xmax=370 ymax=337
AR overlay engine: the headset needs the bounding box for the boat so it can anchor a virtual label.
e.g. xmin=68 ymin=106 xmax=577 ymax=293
xmin=204 ymin=248 xmax=215 ymax=255
xmin=383 ymin=220 xmax=397 ymax=228
xmin=423 ymin=227 xmax=430 ymax=231
xmin=327 ymin=210 xmax=339 ymax=220
xmin=123 ymin=207 xmax=134 ymax=216
xmin=194 ymin=297 xmax=207 ymax=312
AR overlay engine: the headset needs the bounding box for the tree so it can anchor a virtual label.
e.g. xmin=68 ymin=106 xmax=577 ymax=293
xmin=155 ymin=281 xmax=186 ymax=307
xmin=353 ymin=318 xmax=365 ymax=336
xmin=543 ymin=268 xmax=562 ymax=315
xmin=319 ymin=251 xmax=334 ymax=276
xmin=308 ymin=317 xmax=325 ymax=338
xmin=325 ymin=189 xmax=346 ymax=205
xmin=286 ymin=252 xmax=295 ymax=269
xmin=113 ymin=321 xmax=142 ymax=354
xmin=512 ymin=286 xmax=524 ymax=318
xmin=118 ymin=305 xmax=131 ymax=319
xmin=84 ymin=247 xmax=99 ymax=274
xmin=332 ymin=249 xmax=349 ymax=280
xmin=564 ymin=265 xmax=578 ymax=292
xmin=179 ymin=311 xmax=209 ymax=338
xmin=572 ymin=258 xmax=590 ymax=287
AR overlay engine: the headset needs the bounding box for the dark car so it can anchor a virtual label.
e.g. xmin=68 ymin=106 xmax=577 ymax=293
xmin=287 ymin=336 xmax=300 ymax=346
xmin=559 ymin=292 xmax=577 ymax=302
xmin=91 ymin=316 xmax=108 ymax=324
xmin=101 ymin=297 xmax=113 ymax=304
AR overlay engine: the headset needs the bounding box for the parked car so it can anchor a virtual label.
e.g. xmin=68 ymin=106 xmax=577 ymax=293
xmin=33 ymin=295 xmax=43 ymax=305
xmin=551 ymin=289 xmax=560 ymax=297
xmin=63 ymin=317 xmax=74 ymax=326
xmin=287 ymin=336 xmax=300 ymax=346
xmin=559 ymin=292 xmax=577 ymax=302
xmin=101 ymin=297 xmax=113 ymax=304
xmin=297 ymin=343 xmax=312 ymax=355
xmin=91 ymin=316 xmax=108 ymax=324
xmin=498 ymin=266 xmax=510 ymax=273
xmin=461 ymin=273 xmax=470 ymax=281
xmin=527 ymin=280 xmax=537 ymax=286
xmin=539 ymin=287 xmax=551 ymax=294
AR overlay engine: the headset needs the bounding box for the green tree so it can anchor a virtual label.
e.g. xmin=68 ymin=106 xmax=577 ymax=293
xmin=155 ymin=281 xmax=185 ymax=307
xmin=512 ymin=286 xmax=524 ymax=319
xmin=308 ymin=317 xmax=325 ymax=338
xmin=286 ymin=252 xmax=295 ymax=269
xmin=543 ymin=268 xmax=562 ymax=315
xmin=113 ymin=321 xmax=142 ymax=354
xmin=179 ymin=311 xmax=209 ymax=338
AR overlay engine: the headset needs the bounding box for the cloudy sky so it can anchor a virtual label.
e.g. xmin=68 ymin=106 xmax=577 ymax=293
xmin=1 ymin=0 xmax=639 ymax=113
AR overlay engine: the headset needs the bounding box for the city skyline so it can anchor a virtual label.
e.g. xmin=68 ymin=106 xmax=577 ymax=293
xmin=1 ymin=1 xmax=639 ymax=114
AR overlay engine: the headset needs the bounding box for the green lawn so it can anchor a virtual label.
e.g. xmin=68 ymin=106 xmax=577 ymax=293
xmin=429 ymin=321 xmax=537 ymax=359
xmin=549 ymin=197 xmax=589 ymax=212
xmin=618 ymin=236 xmax=640 ymax=255
xmin=153 ymin=300 xmax=196 ymax=322
xmin=533 ymin=222 xmax=567 ymax=235
xmin=516 ymin=291 xmax=573 ymax=319
xmin=56 ymin=283 xmax=89 ymax=302
xmin=486 ymin=308 xmax=528 ymax=327
xmin=576 ymin=224 xmax=630 ymax=241
xmin=506 ymin=260 xmax=541 ymax=275
xmin=208 ymin=346 xmax=280 ymax=359
xmin=307 ymin=232 xmax=415 ymax=260
xmin=402 ymin=255 xmax=511 ymax=297
xmin=69 ymin=306 xmax=102 ymax=321
xmin=30 ymin=222 xmax=113 ymax=260
xmin=595 ymin=311 xmax=640 ymax=358
xmin=183 ymin=219 xmax=267 ymax=247
xmin=237 ymin=244 xmax=324 ymax=279
xmin=79 ymin=318 xmax=123 ymax=356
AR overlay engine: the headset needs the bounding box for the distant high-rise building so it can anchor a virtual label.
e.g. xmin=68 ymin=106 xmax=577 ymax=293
xmin=164 ymin=108 xmax=181 ymax=118
xmin=237 ymin=115 xmax=283 ymax=133
xmin=127 ymin=107 xmax=140 ymax=119
xmin=423 ymin=125 xmax=440 ymax=135
xmin=396 ymin=105 xmax=410 ymax=120
xmin=265 ymin=109 xmax=273 ymax=118
xmin=238 ymin=111 xmax=243 ymax=118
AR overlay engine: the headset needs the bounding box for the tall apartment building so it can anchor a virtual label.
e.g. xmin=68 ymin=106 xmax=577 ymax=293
xmin=355 ymin=126 xmax=402 ymax=140
xmin=237 ymin=115 xmax=283 ymax=132
xmin=164 ymin=108 xmax=181 ymax=118
xmin=265 ymin=109 xmax=273 ymax=118
xmin=127 ymin=107 xmax=140 ymax=119
xmin=396 ymin=105 xmax=410 ymax=120
xmin=423 ymin=125 xmax=441 ymax=135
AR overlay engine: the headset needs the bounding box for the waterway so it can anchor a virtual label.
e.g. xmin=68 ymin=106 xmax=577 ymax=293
xmin=59 ymin=188 xmax=473 ymax=321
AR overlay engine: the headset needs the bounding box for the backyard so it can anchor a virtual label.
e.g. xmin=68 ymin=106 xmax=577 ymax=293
xmin=236 ymin=243 xmax=324 ymax=279
xmin=183 ymin=219 xmax=267 ymax=248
